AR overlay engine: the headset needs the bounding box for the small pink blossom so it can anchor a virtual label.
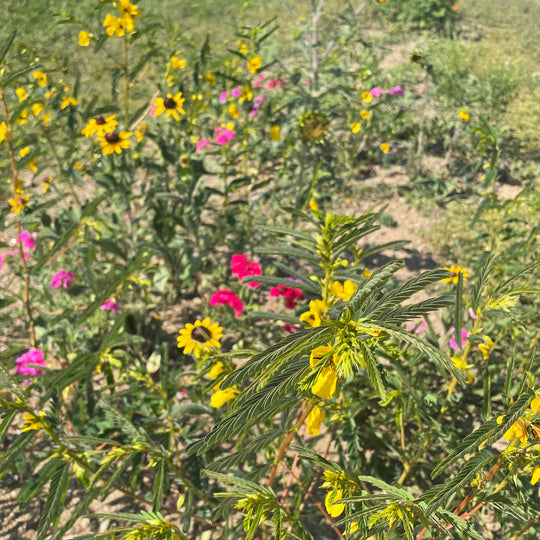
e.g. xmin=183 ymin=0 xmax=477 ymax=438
xmin=0 ymin=252 xmax=8 ymax=270
xmin=269 ymin=284 xmax=304 ymax=309
xmin=231 ymin=87 xmax=241 ymax=97
xmin=390 ymin=85 xmax=404 ymax=97
xmin=450 ymin=328 xmax=469 ymax=351
xmin=214 ymin=126 xmax=235 ymax=145
xmin=150 ymin=104 xmax=158 ymax=117
xmin=18 ymin=231 xmax=37 ymax=250
xmin=50 ymin=269 xmax=75 ymax=289
xmin=370 ymin=87 xmax=388 ymax=97
xmin=407 ymin=321 xmax=427 ymax=334
xmin=469 ymin=308 xmax=477 ymax=319
xmin=219 ymin=91 xmax=228 ymax=103
xmin=283 ymin=324 xmax=297 ymax=333
xmin=16 ymin=349 xmax=46 ymax=380
xmin=210 ymin=289 xmax=244 ymax=317
xmin=196 ymin=138 xmax=211 ymax=152
xmin=231 ymin=254 xmax=262 ymax=288
xmin=101 ymin=299 xmax=119 ymax=313
xmin=253 ymin=76 xmax=265 ymax=88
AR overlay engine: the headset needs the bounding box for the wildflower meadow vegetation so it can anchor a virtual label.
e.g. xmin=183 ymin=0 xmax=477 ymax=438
xmin=0 ymin=0 xmax=539 ymax=538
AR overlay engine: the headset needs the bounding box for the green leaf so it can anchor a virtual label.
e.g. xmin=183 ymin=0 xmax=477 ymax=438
xmin=0 ymin=31 xmax=16 ymax=64
xmin=152 ymin=459 xmax=165 ymax=512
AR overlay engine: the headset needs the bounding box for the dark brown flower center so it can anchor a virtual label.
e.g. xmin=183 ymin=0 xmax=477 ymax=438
xmin=105 ymin=132 xmax=120 ymax=143
xmin=164 ymin=97 xmax=176 ymax=109
xmin=95 ymin=116 xmax=106 ymax=125
xmin=191 ymin=327 xmax=210 ymax=343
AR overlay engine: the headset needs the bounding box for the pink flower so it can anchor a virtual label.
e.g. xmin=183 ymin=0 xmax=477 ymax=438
xmin=267 ymin=78 xmax=285 ymax=89
xmin=390 ymin=85 xmax=404 ymax=97
xmin=231 ymin=87 xmax=241 ymax=97
xmin=50 ymin=269 xmax=75 ymax=289
xmin=16 ymin=349 xmax=46 ymax=379
xmin=469 ymin=307 xmax=477 ymax=319
xmin=196 ymin=138 xmax=211 ymax=152
xmin=18 ymin=231 xmax=37 ymax=250
xmin=231 ymin=254 xmax=262 ymax=288
xmin=269 ymin=284 xmax=304 ymax=309
xmin=150 ymin=104 xmax=158 ymax=117
xmin=407 ymin=321 xmax=427 ymax=334
xmin=370 ymin=87 xmax=388 ymax=97
xmin=450 ymin=328 xmax=469 ymax=351
xmin=101 ymin=300 xmax=119 ymax=313
xmin=283 ymin=324 xmax=297 ymax=333
xmin=219 ymin=91 xmax=229 ymax=103
xmin=214 ymin=126 xmax=235 ymax=145
xmin=0 ymin=252 xmax=7 ymax=270
xmin=210 ymin=289 xmax=244 ymax=317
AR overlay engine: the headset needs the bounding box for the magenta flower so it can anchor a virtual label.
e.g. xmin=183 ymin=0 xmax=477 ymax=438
xmin=219 ymin=91 xmax=228 ymax=103
xmin=390 ymin=85 xmax=404 ymax=97
xmin=18 ymin=231 xmax=37 ymax=250
xmin=101 ymin=299 xmax=119 ymax=313
xmin=450 ymin=328 xmax=469 ymax=351
xmin=50 ymin=269 xmax=75 ymax=289
xmin=16 ymin=349 xmax=46 ymax=379
xmin=150 ymin=104 xmax=158 ymax=117
xmin=269 ymin=284 xmax=304 ymax=309
xmin=253 ymin=75 xmax=265 ymax=87
xmin=214 ymin=126 xmax=235 ymax=145
xmin=283 ymin=324 xmax=297 ymax=333
xmin=370 ymin=87 xmax=387 ymax=97
xmin=231 ymin=254 xmax=262 ymax=288
xmin=196 ymin=138 xmax=211 ymax=152
xmin=210 ymin=289 xmax=244 ymax=317
xmin=406 ymin=321 xmax=427 ymax=334
xmin=231 ymin=87 xmax=241 ymax=97
xmin=0 ymin=252 xmax=7 ymax=270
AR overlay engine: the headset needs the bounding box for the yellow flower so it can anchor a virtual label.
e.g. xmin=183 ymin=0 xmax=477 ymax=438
xmin=17 ymin=109 xmax=28 ymax=124
xmin=134 ymin=122 xmax=146 ymax=142
xmin=331 ymin=280 xmax=357 ymax=302
xmin=310 ymin=345 xmax=333 ymax=369
xmin=21 ymin=412 xmax=47 ymax=433
xmin=42 ymin=114 xmax=51 ymax=125
xmin=478 ymin=336 xmax=494 ymax=360
xmin=309 ymin=199 xmax=319 ymax=212
xmin=61 ymin=97 xmax=78 ymax=110
xmin=325 ymin=489 xmax=345 ymax=517
xmin=171 ymin=56 xmax=186 ymax=69
xmin=210 ymin=386 xmax=238 ymax=408
xmin=16 ymin=88 xmax=28 ymax=102
xmin=360 ymin=110 xmax=370 ymax=120
xmin=45 ymin=90 xmax=54 ymax=100
xmin=177 ymin=317 xmax=223 ymax=358
xmin=78 ymin=31 xmax=91 ymax=47
xmin=27 ymin=158 xmax=38 ymax=172
xmin=531 ymin=466 xmax=540 ymax=486
xmin=451 ymin=356 xmax=474 ymax=383
xmin=103 ymin=14 xmax=129 ymax=36
xmin=81 ymin=115 xmax=118 ymax=138
xmin=458 ymin=109 xmax=470 ymax=122
xmin=9 ymin=190 xmax=30 ymax=215
xmin=238 ymin=86 xmax=253 ymax=102
xmin=73 ymin=161 xmax=85 ymax=171
xmin=43 ymin=177 xmax=52 ymax=193
xmin=361 ymin=91 xmax=372 ymax=103
xmin=442 ymin=265 xmax=469 ymax=284
xmin=380 ymin=143 xmax=390 ymax=154
xmin=312 ymin=366 xmax=337 ymax=399
xmin=306 ymin=406 xmax=326 ymax=436
xmin=0 ymin=121 xmax=6 ymax=143
xmin=270 ymin=125 xmax=281 ymax=141
xmin=205 ymin=72 xmax=216 ymax=86
xmin=33 ymin=71 xmax=47 ymax=87
xmin=97 ymin=131 xmax=132 ymax=155
xmin=238 ymin=41 xmax=249 ymax=55
xmin=504 ymin=417 xmax=528 ymax=447
xmin=19 ymin=146 xmax=30 ymax=158
xmin=351 ymin=122 xmax=361 ymax=134
xmin=362 ymin=268 xmax=372 ymax=278
xmin=530 ymin=396 xmax=540 ymax=415
xmin=118 ymin=0 xmax=141 ymax=19
xmin=180 ymin=154 xmax=189 ymax=168
xmin=247 ymin=56 xmax=262 ymax=74
xmin=31 ymin=103 xmax=43 ymax=116
xmin=153 ymin=93 xmax=186 ymax=121
xmin=208 ymin=362 xmax=225 ymax=379
xmin=228 ymin=103 xmax=240 ymax=119
xmin=300 ymin=299 xmax=325 ymax=328
xmin=349 ymin=522 xmax=359 ymax=535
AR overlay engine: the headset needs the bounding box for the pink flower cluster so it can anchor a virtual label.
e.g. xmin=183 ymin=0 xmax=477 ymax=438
xmin=269 ymin=283 xmax=304 ymax=309
xmin=250 ymin=95 xmax=265 ymax=116
xmin=266 ymin=77 xmax=286 ymax=89
xmin=210 ymin=289 xmax=244 ymax=317
xmin=214 ymin=126 xmax=236 ymax=145
xmin=16 ymin=349 xmax=46 ymax=384
xmin=196 ymin=138 xmax=211 ymax=152
xmin=101 ymin=299 xmax=120 ymax=313
xmin=231 ymin=254 xmax=262 ymax=288
xmin=0 ymin=231 xmax=38 ymax=270
xmin=370 ymin=86 xmax=404 ymax=98
xmin=50 ymin=269 xmax=75 ymax=289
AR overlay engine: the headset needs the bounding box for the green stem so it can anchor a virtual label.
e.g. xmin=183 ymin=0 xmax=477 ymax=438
xmin=123 ymin=35 xmax=130 ymax=126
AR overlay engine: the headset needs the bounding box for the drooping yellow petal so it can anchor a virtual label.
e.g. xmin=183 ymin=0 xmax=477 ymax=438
xmin=306 ymin=406 xmax=326 ymax=436
xmin=312 ymin=366 xmax=337 ymax=399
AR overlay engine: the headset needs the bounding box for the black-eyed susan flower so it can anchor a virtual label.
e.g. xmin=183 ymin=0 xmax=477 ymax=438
xmin=97 ymin=131 xmax=132 ymax=155
xmin=177 ymin=317 xmax=223 ymax=358
xmin=306 ymin=406 xmax=325 ymax=436
xmin=78 ymin=31 xmax=91 ymax=47
xmin=442 ymin=265 xmax=469 ymax=284
xmin=32 ymin=71 xmax=47 ymax=87
xmin=153 ymin=93 xmax=186 ymax=121
xmin=9 ymin=190 xmax=30 ymax=215
xmin=82 ymin=115 xmax=118 ymax=138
